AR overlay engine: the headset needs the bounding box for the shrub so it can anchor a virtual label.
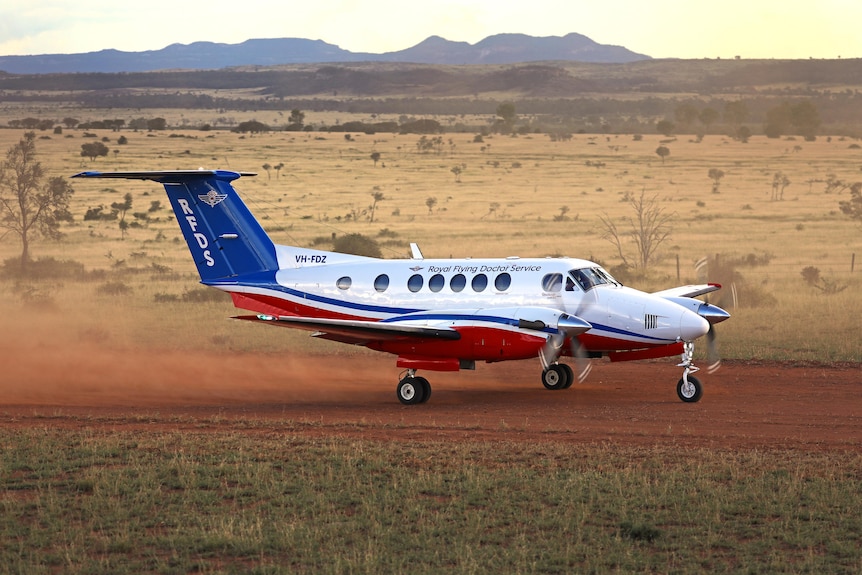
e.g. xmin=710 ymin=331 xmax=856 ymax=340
xmin=181 ymin=288 xmax=231 ymax=303
xmin=96 ymin=281 xmax=132 ymax=296
xmin=332 ymin=233 xmax=382 ymax=258
xmin=2 ymin=256 xmax=89 ymax=280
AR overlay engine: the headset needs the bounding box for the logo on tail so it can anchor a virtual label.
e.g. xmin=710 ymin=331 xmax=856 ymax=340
xmin=199 ymin=189 xmax=227 ymax=207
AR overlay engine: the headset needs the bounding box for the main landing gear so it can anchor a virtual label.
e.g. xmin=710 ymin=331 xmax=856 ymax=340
xmin=541 ymin=363 xmax=575 ymax=390
xmin=396 ymin=370 xmax=431 ymax=405
xmin=676 ymin=341 xmax=703 ymax=403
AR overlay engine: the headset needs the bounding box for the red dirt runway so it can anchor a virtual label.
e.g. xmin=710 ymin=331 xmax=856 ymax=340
xmin=1 ymin=341 xmax=859 ymax=450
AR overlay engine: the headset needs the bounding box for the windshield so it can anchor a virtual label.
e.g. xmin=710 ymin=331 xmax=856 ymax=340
xmin=568 ymin=267 xmax=620 ymax=291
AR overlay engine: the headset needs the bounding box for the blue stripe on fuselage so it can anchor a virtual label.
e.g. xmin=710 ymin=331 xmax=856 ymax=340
xmin=206 ymin=274 xmax=675 ymax=344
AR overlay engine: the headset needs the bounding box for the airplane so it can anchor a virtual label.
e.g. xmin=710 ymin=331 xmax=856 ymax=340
xmin=72 ymin=170 xmax=730 ymax=405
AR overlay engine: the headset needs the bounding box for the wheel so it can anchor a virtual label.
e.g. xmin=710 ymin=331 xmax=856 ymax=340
xmin=397 ymin=377 xmax=426 ymax=405
xmin=541 ymin=364 xmax=571 ymax=390
xmin=416 ymin=377 xmax=431 ymax=403
xmin=676 ymin=375 xmax=703 ymax=403
xmin=559 ymin=363 xmax=575 ymax=389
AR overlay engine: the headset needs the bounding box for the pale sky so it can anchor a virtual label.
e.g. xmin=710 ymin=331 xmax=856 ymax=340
xmin=1 ymin=0 xmax=859 ymax=60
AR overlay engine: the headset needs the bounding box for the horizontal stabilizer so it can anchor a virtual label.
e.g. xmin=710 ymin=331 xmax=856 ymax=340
xmin=73 ymin=170 xmax=257 ymax=183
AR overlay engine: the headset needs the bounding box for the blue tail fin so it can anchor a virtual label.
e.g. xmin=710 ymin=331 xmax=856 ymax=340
xmin=72 ymin=170 xmax=278 ymax=281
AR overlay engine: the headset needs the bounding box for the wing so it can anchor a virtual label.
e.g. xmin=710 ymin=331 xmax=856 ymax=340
xmin=234 ymin=314 xmax=461 ymax=345
xmin=652 ymin=283 xmax=721 ymax=299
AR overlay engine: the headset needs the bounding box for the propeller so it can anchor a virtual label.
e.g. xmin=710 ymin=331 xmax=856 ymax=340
xmin=698 ymin=301 xmax=730 ymax=374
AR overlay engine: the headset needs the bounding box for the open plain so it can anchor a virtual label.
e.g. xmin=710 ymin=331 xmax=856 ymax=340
xmin=1 ymin=123 xmax=860 ymax=572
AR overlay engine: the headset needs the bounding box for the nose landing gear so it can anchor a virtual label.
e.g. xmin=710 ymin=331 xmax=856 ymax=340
xmin=676 ymin=341 xmax=703 ymax=402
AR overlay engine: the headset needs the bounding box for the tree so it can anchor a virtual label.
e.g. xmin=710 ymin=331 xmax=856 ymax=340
xmin=425 ymin=196 xmax=438 ymax=215
xmin=234 ymin=120 xmax=269 ymax=133
xmin=288 ymin=109 xmax=305 ymax=128
xmin=655 ymin=145 xmax=670 ymax=164
xmin=764 ymin=102 xmax=791 ymax=138
xmin=708 ymin=168 xmax=725 ymax=193
xmin=110 ymin=192 xmax=133 ymax=240
xmin=450 ymin=164 xmax=462 ymax=183
xmin=723 ymin=100 xmax=749 ymax=125
xmin=839 ymin=182 xmax=862 ymax=221
xmin=699 ymin=107 xmax=719 ymax=130
xmin=369 ymin=189 xmax=386 ymax=223
xmin=656 ymin=119 xmax=675 ymax=137
xmin=370 ymin=151 xmax=381 ymax=167
xmin=771 ymin=172 xmax=790 ymax=201
xmin=81 ymin=141 xmax=109 ymax=162
xmin=262 ymin=163 xmax=272 ymax=180
xmin=599 ymin=190 xmax=673 ymax=271
xmin=496 ymin=102 xmax=516 ymax=129
xmin=0 ymin=132 xmax=74 ymax=270
xmin=274 ymin=162 xmax=284 ymax=179
xmin=674 ymin=103 xmax=699 ymax=127
xmin=789 ymin=100 xmax=820 ymax=140
xmin=146 ymin=117 xmax=167 ymax=131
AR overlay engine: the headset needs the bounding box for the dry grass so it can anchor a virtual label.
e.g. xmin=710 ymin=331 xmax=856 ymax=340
xmin=1 ymin=126 xmax=860 ymax=361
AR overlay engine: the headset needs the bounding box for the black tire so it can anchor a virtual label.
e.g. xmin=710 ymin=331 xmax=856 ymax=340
xmin=676 ymin=375 xmax=703 ymax=403
xmin=559 ymin=364 xmax=575 ymax=389
xmin=397 ymin=377 xmax=426 ymax=405
xmin=542 ymin=364 xmax=571 ymax=390
xmin=416 ymin=377 xmax=432 ymax=403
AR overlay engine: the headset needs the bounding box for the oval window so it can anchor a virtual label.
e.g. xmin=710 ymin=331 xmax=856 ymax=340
xmin=541 ymin=273 xmax=563 ymax=292
xmin=336 ymin=276 xmax=352 ymax=290
xmin=429 ymin=274 xmax=445 ymax=292
xmin=374 ymin=274 xmax=389 ymax=292
xmin=471 ymin=273 xmax=488 ymax=292
xmin=407 ymin=274 xmax=424 ymax=293
xmin=450 ymin=273 xmax=466 ymax=292
xmin=494 ymin=272 xmax=512 ymax=291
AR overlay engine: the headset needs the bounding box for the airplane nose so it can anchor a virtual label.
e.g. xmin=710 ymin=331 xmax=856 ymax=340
xmin=679 ymin=309 xmax=710 ymax=341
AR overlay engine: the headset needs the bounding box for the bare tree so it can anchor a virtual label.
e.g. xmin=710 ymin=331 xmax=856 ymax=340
xmin=771 ymin=172 xmax=790 ymax=201
xmin=0 ymin=132 xmax=74 ymax=270
xmin=368 ymin=189 xmax=386 ymax=223
xmin=111 ymin=192 xmax=133 ymax=240
xmin=600 ymin=190 xmax=673 ymax=271
xmin=708 ymin=168 xmax=725 ymax=194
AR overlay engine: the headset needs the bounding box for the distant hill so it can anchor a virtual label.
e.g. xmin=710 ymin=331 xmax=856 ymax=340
xmin=0 ymin=33 xmax=650 ymax=74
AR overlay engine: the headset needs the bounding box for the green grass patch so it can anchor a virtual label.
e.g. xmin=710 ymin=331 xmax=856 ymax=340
xmin=1 ymin=427 xmax=860 ymax=573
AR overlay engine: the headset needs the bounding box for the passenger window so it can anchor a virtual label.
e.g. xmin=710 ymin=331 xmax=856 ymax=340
xmin=429 ymin=274 xmax=445 ymax=292
xmin=336 ymin=276 xmax=352 ymax=290
xmin=542 ymin=273 xmax=563 ymax=292
xmin=472 ymin=274 xmax=488 ymax=292
xmin=494 ymin=273 xmax=511 ymax=291
xmin=450 ymin=273 xmax=466 ymax=292
xmin=374 ymin=274 xmax=389 ymax=293
xmin=407 ymin=274 xmax=424 ymax=293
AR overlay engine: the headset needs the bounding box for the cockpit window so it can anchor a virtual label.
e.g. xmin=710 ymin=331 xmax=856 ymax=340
xmin=569 ymin=267 xmax=619 ymax=291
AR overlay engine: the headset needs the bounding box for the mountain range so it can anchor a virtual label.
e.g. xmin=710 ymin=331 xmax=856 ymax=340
xmin=0 ymin=33 xmax=650 ymax=75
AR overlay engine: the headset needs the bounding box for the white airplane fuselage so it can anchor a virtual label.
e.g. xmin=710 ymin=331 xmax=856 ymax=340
xmin=211 ymin=245 xmax=709 ymax=370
